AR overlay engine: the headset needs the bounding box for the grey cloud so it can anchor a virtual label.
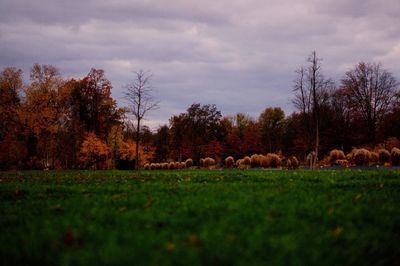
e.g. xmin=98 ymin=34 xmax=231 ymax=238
xmin=0 ymin=0 xmax=229 ymax=26
xmin=1 ymin=0 xmax=399 ymax=129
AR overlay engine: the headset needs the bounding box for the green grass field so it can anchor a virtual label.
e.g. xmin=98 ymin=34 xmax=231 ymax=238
xmin=1 ymin=169 xmax=399 ymax=266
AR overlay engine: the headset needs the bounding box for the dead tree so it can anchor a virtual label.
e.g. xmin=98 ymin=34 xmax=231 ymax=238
xmin=293 ymin=51 xmax=333 ymax=169
xmin=124 ymin=70 xmax=159 ymax=170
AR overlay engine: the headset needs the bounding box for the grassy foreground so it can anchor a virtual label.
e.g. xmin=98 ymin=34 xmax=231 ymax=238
xmin=0 ymin=169 xmax=399 ymax=266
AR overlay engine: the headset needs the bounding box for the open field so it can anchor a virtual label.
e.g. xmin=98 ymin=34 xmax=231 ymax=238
xmin=1 ymin=169 xmax=399 ymax=265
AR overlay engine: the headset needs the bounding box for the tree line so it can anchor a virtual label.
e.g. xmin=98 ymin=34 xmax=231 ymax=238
xmin=1 ymin=52 xmax=399 ymax=170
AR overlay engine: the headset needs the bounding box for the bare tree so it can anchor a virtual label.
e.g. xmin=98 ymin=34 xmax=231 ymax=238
xmin=293 ymin=51 xmax=334 ymax=168
xmin=124 ymin=70 xmax=159 ymax=170
xmin=341 ymin=62 xmax=398 ymax=144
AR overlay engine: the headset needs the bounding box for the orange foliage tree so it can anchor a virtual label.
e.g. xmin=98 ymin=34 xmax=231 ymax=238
xmin=79 ymin=132 xmax=109 ymax=169
xmin=20 ymin=64 xmax=64 ymax=168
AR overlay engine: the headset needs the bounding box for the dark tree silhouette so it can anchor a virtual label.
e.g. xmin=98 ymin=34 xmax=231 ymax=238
xmin=341 ymin=62 xmax=398 ymax=144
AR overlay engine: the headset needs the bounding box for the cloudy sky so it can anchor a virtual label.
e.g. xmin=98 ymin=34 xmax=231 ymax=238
xmin=1 ymin=0 xmax=399 ymax=129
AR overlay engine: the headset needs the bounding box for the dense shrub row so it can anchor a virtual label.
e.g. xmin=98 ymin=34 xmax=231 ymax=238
xmin=144 ymin=147 xmax=400 ymax=170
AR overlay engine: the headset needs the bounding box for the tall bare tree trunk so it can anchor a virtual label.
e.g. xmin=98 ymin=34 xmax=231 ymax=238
xmin=135 ymin=117 xmax=140 ymax=170
xmin=311 ymin=51 xmax=320 ymax=169
xmin=124 ymin=70 xmax=159 ymax=171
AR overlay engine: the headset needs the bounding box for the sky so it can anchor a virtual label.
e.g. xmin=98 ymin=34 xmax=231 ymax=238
xmin=1 ymin=0 xmax=400 ymax=130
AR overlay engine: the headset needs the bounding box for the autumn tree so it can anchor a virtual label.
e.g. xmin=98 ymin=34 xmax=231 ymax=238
xmin=223 ymin=113 xmax=262 ymax=158
xmin=382 ymin=92 xmax=400 ymax=141
xmin=79 ymin=132 xmax=109 ymax=169
xmin=0 ymin=67 xmax=23 ymax=138
xmin=341 ymin=62 xmax=398 ymax=144
xmin=20 ymin=64 xmax=64 ymax=168
xmin=169 ymin=103 xmax=223 ymax=162
xmin=259 ymin=107 xmax=285 ymax=152
xmin=153 ymin=125 xmax=170 ymax=162
xmin=107 ymin=124 xmax=124 ymax=168
xmin=124 ymin=70 xmax=159 ymax=170
xmin=326 ymin=88 xmax=355 ymax=149
xmin=0 ymin=67 xmax=26 ymax=169
xmin=119 ymin=139 xmax=154 ymax=167
xmin=169 ymin=114 xmax=187 ymax=161
xmin=58 ymin=70 xmax=123 ymax=168
xmin=79 ymin=68 xmax=123 ymax=138
xmin=232 ymin=113 xmax=253 ymax=138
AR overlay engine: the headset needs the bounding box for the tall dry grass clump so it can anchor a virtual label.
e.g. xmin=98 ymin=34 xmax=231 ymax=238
xmin=329 ymin=149 xmax=345 ymax=165
xmin=235 ymin=159 xmax=243 ymax=167
xmin=391 ymin=147 xmax=400 ymax=166
xmin=287 ymin=156 xmax=299 ymax=169
xmin=185 ymin=158 xmax=193 ymax=168
xmin=162 ymin=162 xmax=169 ymax=170
xmin=259 ymin=155 xmax=269 ymax=168
xmin=243 ymin=156 xmax=251 ymax=166
xmin=369 ymin=152 xmax=379 ymax=165
xmin=178 ymin=162 xmax=183 ymax=169
xmin=306 ymin=152 xmax=316 ymax=168
xmin=250 ymin=154 xmax=261 ymax=168
xmin=266 ymin=153 xmax=281 ymax=168
xmin=168 ymin=162 xmax=176 ymax=170
xmin=203 ymin=157 xmax=216 ymax=168
xmin=353 ymin=148 xmax=370 ymax=166
xmin=346 ymin=153 xmax=354 ymax=165
xmin=225 ymin=156 xmax=234 ymax=168
xmin=378 ymin=149 xmax=391 ymax=165
xmin=236 ymin=157 xmax=250 ymax=169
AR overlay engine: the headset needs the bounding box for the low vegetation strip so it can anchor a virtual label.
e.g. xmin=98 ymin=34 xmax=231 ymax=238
xmin=0 ymin=170 xmax=399 ymax=265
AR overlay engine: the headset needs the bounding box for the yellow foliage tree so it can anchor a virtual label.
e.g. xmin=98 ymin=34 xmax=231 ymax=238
xmin=119 ymin=139 xmax=155 ymax=168
xmin=107 ymin=124 xmax=123 ymax=169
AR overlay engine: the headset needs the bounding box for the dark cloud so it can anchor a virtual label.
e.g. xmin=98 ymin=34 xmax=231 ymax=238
xmin=1 ymin=0 xmax=399 ymax=129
